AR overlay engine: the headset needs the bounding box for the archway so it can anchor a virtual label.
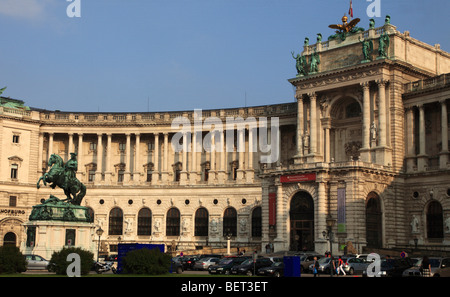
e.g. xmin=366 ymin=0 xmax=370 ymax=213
xmin=289 ymin=191 xmax=314 ymax=251
xmin=427 ymin=201 xmax=443 ymax=239
xmin=3 ymin=232 xmax=16 ymax=247
xmin=366 ymin=192 xmax=382 ymax=248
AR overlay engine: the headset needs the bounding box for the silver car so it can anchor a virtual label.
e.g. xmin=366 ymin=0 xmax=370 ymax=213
xmin=25 ymin=254 xmax=49 ymax=270
xmin=193 ymin=257 xmax=221 ymax=271
xmin=342 ymin=257 xmax=369 ymax=275
xmin=403 ymin=257 xmax=450 ymax=277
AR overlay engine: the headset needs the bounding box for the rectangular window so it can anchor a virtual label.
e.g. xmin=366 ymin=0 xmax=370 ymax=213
xmin=65 ymin=229 xmax=76 ymax=246
xmin=12 ymin=135 xmax=20 ymax=143
xmin=9 ymin=196 xmax=17 ymax=207
xmin=119 ymin=143 xmax=126 ymax=151
xmin=90 ymin=142 xmax=97 ymax=151
xmin=147 ymin=171 xmax=152 ymax=182
xmin=88 ymin=170 xmax=95 ymax=182
xmin=10 ymin=164 xmax=18 ymax=179
xmin=118 ymin=170 xmax=124 ymax=182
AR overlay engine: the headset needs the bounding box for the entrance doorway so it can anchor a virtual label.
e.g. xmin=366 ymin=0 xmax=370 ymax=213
xmin=3 ymin=232 xmax=16 ymax=247
xmin=366 ymin=192 xmax=382 ymax=248
xmin=289 ymin=191 xmax=314 ymax=251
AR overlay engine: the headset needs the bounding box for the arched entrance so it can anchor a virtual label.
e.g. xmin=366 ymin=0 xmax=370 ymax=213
xmin=289 ymin=191 xmax=314 ymax=251
xmin=3 ymin=232 xmax=16 ymax=247
xmin=427 ymin=201 xmax=443 ymax=239
xmin=366 ymin=192 xmax=382 ymax=248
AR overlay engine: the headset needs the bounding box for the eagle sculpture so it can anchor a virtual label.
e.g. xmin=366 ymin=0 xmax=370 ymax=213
xmin=329 ymin=15 xmax=360 ymax=33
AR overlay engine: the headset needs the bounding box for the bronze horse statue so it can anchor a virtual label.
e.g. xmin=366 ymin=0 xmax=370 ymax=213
xmin=37 ymin=153 xmax=86 ymax=205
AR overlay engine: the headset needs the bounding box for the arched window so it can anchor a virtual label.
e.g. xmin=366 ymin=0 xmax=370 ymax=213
xmin=138 ymin=208 xmax=152 ymax=236
xmin=366 ymin=192 xmax=382 ymax=248
xmin=109 ymin=207 xmax=123 ymax=235
xmin=3 ymin=232 xmax=16 ymax=247
xmin=251 ymin=207 xmax=262 ymax=237
xmin=427 ymin=201 xmax=443 ymax=239
xmin=223 ymin=207 xmax=237 ymax=237
xmin=166 ymin=208 xmax=180 ymax=236
xmin=195 ymin=208 xmax=209 ymax=236
xmin=87 ymin=207 xmax=95 ymax=223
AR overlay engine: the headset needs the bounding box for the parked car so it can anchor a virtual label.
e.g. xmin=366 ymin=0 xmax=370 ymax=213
xmin=363 ymin=257 xmax=415 ymax=277
xmin=299 ymin=254 xmax=322 ymax=273
xmin=24 ymin=254 xmax=49 ymax=270
xmin=402 ymin=257 xmax=450 ymax=277
xmin=308 ymin=256 xmax=334 ymax=274
xmin=193 ymin=257 xmax=221 ymax=271
xmin=181 ymin=256 xmax=200 ymax=270
xmin=257 ymin=262 xmax=284 ymax=277
xmin=342 ymin=257 xmax=370 ymax=275
xmin=170 ymin=258 xmax=184 ymax=274
xmin=208 ymin=257 xmax=249 ymax=275
xmin=231 ymin=257 xmax=273 ymax=276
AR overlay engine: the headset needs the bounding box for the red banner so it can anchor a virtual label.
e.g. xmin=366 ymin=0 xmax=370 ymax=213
xmin=269 ymin=193 xmax=276 ymax=225
xmin=280 ymin=173 xmax=316 ymax=183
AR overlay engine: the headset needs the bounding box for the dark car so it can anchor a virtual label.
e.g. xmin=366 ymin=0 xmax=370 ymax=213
xmin=181 ymin=256 xmax=200 ymax=270
xmin=363 ymin=257 xmax=414 ymax=277
xmin=230 ymin=258 xmax=273 ymax=276
xmin=257 ymin=262 xmax=284 ymax=277
xmin=208 ymin=257 xmax=249 ymax=275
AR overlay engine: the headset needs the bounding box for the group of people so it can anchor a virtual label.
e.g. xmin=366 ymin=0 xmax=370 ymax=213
xmin=312 ymin=252 xmax=346 ymax=277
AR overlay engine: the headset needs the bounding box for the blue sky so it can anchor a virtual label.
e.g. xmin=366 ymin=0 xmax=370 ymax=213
xmin=0 ymin=0 xmax=449 ymax=113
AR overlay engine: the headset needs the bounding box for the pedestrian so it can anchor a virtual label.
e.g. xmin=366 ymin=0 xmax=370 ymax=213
xmin=337 ymin=256 xmax=346 ymax=276
xmin=313 ymin=256 xmax=319 ymax=277
xmin=421 ymin=256 xmax=431 ymax=277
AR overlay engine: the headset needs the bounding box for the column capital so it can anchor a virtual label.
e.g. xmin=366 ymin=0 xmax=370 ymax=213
xmin=308 ymin=92 xmax=317 ymax=99
xmin=376 ymin=79 xmax=389 ymax=86
xmin=295 ymin=91 xmax=304 ymax=100
xmin=360 ymin=81 xmax=370 ymax=89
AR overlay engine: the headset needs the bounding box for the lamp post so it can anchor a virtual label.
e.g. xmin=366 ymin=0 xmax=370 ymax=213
xmin=323 ymin=215 xmax=336 ymax=277
xmin=96 ymin=227 xmax=104 ymax=262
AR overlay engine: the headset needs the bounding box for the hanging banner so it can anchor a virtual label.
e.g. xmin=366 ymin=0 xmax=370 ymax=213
xmin=268 ymin=193 xmax=276 ymax=225
xmin=337 ymin=188 xmax=346 ymax=232
xmin=280 ymin=173 xmax=316 ymax=183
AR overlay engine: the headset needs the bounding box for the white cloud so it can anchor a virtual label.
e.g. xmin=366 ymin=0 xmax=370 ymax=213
xmin=0 ymin=0 xmax=52 ymax=20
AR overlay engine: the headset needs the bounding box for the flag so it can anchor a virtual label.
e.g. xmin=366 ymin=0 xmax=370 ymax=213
xmin=349 ymin=0 xmax=353 ymax=18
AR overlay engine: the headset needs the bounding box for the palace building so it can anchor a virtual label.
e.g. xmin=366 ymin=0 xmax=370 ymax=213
xmin=1 ymin=16 xmax=450 ymax=256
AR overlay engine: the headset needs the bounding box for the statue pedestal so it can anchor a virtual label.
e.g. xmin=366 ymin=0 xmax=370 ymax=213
xmin=22 ymin=220 xmax=96 ymax=260
xmin=22 ymin=198 xmax=96 ymax=260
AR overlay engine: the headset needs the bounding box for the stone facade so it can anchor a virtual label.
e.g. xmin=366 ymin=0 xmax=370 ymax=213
xmin=1 ymin=18 xmax=450 ymax=256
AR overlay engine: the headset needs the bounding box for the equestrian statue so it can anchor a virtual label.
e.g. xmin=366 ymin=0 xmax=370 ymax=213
xmin=37 ymin=152 xmax=86 ymax=206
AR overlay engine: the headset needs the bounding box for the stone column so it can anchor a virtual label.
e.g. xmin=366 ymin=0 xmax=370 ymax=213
xmin=68 ymin=133 xmax=74 ymax=156
xmin=361 ymin=82 xmax=371 ymax=149
xmin=38 ymin=132 xmax=44 ymax=175
xmin=309 ymin=93 xmax=317 ymax=156
xmin=417 ymin=104 xmax=428 ymax=171
xmin=77 ymin=134 xmax=84 ymax=181
xmin=180 ymin=132 xmax=188 ymax=184
xmin=440 ymin=100 xmax=449 ymax=168
xmin=246 ymin=127 xmax=255 ymax=183
xmin=134 ymin=133 xmax=141 ymax=183
xmin=274 ymin=182 xmax=285 ymax=251
xmin=95 ymin=133 xmax=103 ymax=182
xmin=377 ymin=80 xmax=387 ymax=147
xmin=152 ymin=133 xmax=160 ymax=184
xmin=237 ymin=128 xmax=245 ymax=181
xmin=48 ymin=133 xmax=54 ymax=157
xmin=317 ymin=181 xmax=327 ymax=252
xmin=217 ymin=130 xmax=226 ymax=183
xmin=295 ymin=93 xmax=304 ymax=159
xmin=405 ymin=108 xmax=416 ymax=172
xmin=189 ymin=131 xmax=198 ymax=183
xmin=124 ymin=133 xmax=131 ymax=183
xmin=105 ymin=133 xmax=112 ymax=184
xmin=162 ymin=132 xmax=169 ymax=182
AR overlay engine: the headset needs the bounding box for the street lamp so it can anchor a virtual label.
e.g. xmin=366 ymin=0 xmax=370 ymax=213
xmin=323 ymin=215 xmax=336 ymax=277
xmin=96 ymin=227 xmax=104 ymax=262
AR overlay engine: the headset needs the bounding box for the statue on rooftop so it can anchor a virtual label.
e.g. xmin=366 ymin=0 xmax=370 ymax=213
xmin=291 ymin=51 xmax=307 ymax=77
xmin=359 ymin=37 xmax=373 ymax=62
xmin=378 ymin=31 xmax=390 ymax=58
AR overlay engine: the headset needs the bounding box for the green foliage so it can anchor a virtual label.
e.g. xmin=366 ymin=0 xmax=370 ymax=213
xmin=48 ymin=247 xmax=94 ymax=275
xmin=122 ymin=248 xmax=171 ymax=275
xmin=0 ymin=246 xmax=27 ymax=274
